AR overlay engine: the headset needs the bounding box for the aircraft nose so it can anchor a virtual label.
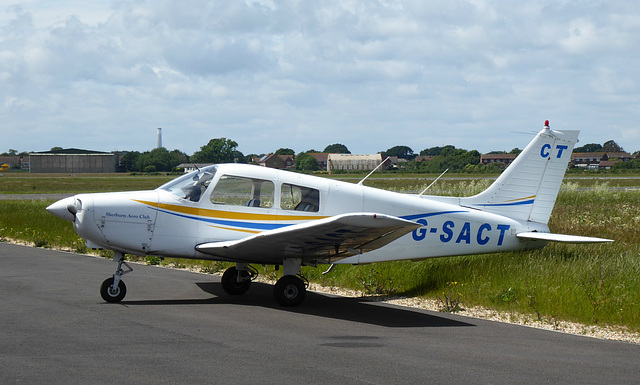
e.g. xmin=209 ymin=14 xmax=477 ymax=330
xmin=46 ymin=197 xmax=78 ymax=222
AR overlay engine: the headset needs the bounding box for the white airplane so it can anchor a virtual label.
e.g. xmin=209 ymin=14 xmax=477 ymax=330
xmin=47 ymin=122 xmax=612 ymax=306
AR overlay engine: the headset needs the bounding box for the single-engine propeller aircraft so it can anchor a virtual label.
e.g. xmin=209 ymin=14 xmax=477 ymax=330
xmin=47 ymin=122 xmax=612 ymax=306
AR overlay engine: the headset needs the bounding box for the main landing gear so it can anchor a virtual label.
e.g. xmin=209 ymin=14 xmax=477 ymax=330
xmin=220 ymin=263 xmax=257 ymax=295
xmin=100 ymin=252 xmax=132 ymax=303
xmin=98 ymin=254 xmax=308 ymax=307
xmin=220 ymin=258 xmax=308 ymax=307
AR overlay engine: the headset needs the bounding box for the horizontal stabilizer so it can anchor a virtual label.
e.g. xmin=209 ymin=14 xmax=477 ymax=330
xmin=196 ymin=213 xmax=421 ymax=264
xmin=517 ymin=232 xmax=613 ymax=243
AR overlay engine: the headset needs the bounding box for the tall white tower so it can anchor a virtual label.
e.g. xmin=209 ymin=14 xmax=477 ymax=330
xmin=157 ymin=128 xmax=162 ymax=149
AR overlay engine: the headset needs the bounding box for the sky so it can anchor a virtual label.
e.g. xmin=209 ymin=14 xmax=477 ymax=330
xmin=2 ymin=0 xmax=640 ymax=157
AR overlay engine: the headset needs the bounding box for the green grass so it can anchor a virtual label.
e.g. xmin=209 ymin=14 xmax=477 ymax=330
xmin=1 ymin=176 xmax=639 ymax=331
xmin=0 ymin=173 xmax=173 ymax=194
xmin=0 ymin=199 xmax=88 ymax=252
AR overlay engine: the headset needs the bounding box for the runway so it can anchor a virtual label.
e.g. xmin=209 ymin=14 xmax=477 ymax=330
xmin=1 ymin=242 xmax=638 ymax=384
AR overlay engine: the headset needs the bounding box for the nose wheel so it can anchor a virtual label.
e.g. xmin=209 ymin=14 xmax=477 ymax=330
xmin=100 ymin=277 xmax=127 ymax=303
xmin=100 ymin=252 xmax=132 ymax=303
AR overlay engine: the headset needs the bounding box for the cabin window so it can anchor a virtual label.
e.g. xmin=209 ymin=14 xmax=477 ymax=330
xmin=280 ymin=183 xmax=319 ymax=212
xmin=210 ymin=175 xmax=274 ymax=208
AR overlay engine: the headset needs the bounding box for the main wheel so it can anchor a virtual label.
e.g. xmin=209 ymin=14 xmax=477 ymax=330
xmin=100 ymin=277 xmax=126 ymax=303
xmin=273 ymin=275 xmax=306 ymax=307
xmin=221 ymin=267 xmax=251 ymax=295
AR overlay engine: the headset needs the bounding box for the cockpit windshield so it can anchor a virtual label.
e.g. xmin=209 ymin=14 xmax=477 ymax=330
xmin=158 ymin=165 xmax=217 ymax=202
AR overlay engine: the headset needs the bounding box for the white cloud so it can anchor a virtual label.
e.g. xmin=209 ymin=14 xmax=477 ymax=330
xmin=1 ymin=0 xmax=640 ymax=156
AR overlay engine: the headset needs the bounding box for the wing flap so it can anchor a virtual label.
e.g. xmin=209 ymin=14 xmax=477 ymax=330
xmin=517 ymin=232 xmax=613 ymax=243
xmin=196 ymin=213 xmax=421 ymax=264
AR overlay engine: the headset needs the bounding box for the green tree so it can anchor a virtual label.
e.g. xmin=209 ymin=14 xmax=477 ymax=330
xmin=137 ymin=148 xmax=173 ymax=172
xmin=323 ymin=143 xmax=350 ymax=154
xmin=232 ymin=150 xmax=247 ymax=163
xmin=613 ymin=159 xmax=640 ymax=170
xmin=120 ymin=151 xmax=141 ymax=172
xmin=275 ymin=148 xmax=295 ymax=155
xmin=169 ymin=149 xmax=189 ymax=168
xmin=574 ymin=143 xmax=603 ymax=153
xmin=295 ymin=152 xmax=319 ymax=171
xmin=602 ymin=140 xmax=623 ymax=153
xmin=2 ymin=149 xmax=18 ymax=156
xmin=384 ymin=145 xmax=414 ymax=159
xmin=191 ymin=138 xmax=240 ymax=163
xmin=420 ymin=145 xmax=455 ymax=156
xmin=417 ymin=148 xmax=480 ymax=173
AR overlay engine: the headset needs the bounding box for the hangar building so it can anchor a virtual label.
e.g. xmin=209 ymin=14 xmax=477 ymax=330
xmin=29 ymin=149 xmax=117 ymax=173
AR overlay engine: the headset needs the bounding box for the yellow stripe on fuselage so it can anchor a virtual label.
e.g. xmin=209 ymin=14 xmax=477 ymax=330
xmin=133 ymin=199 xmax=328 ymax=222
xmin=208 ymin=225 xmax=260 ymax=234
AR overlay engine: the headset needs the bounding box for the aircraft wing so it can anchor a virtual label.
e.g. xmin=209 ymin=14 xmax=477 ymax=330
xmin=196 ymin=213 xmax=421 ymax=264
xmin=517 ymin=232 xmax=613 ymax=243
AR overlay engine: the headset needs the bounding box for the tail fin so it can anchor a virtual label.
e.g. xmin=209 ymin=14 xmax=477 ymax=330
xmin=461 ymin=125 xmax=579 ymax=224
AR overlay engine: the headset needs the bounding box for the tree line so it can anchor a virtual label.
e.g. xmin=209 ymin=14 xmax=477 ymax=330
xmin=115 ymin=139 xmax=356 ymax=173
xmin=2 ymin=137 xmax=635 ymax=173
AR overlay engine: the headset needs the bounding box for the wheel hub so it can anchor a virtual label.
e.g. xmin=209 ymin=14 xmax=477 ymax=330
xmin=284 ymin=284 xmax=298 ymax=299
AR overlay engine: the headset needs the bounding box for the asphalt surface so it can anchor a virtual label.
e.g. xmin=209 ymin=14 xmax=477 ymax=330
xmin=1 ymin=242 xmax=639 ymax=384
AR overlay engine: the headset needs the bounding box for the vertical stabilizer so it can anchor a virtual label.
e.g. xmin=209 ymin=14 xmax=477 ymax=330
xmin=461 ymin=125 xmax=579 ymax=224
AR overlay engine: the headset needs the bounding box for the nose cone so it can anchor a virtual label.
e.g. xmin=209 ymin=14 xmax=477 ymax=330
xmin=46 ymin=197 xmax=77 ymax=222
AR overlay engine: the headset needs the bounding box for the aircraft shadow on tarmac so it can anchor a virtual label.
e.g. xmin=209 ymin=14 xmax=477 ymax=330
xmin=120 ymin=281 xmax=473 ymax=328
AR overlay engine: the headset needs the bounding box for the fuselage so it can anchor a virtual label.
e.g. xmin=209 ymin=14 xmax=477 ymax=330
xmin=47 ymin=163 xmax=548 ymax=264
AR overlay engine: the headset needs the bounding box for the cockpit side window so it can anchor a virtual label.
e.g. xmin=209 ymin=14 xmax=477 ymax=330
xmin=281 ymin=183 xmax=320 ymax=212
xmin=210 ymin=175 xmax=274 ymax=208
xmin=158 ymin=166 xmax=216 ymax=202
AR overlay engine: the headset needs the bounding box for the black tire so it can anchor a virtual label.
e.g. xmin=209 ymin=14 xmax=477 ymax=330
xmin=221 ymin=267 xmax=251 ymax=295
xmin=273 ymin=275 xmax=306 ymax=307
xmin=100 ymin=277 xmax=126 ymax=303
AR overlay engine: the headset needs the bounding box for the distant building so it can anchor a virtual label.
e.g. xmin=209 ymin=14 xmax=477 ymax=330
xmin=327 ymin=154 xmax=383 ymax=172
xmin=277 ymin=155 xmax=294 ymax=169
xmin=480 ymin=153 xmax=517 ymax=166
xmin=597 ymin=160 xmax=617 ymax=170
xmin=414 ymin=155 xmax=434 ymax=163
xmin=571 ymin=152 xmax=632 ymax=169
xmin=571 ymin=152 xmax=605 ymax=168
xmin=257 ymin=154 xmax=293 ymax=169
xmin=0 ymin=156 xmax=22 ymax=169
xmin=307 ymin=153 xmax=329 ymax=170
xmin=29 ymin=149 xmax=117 ymax=173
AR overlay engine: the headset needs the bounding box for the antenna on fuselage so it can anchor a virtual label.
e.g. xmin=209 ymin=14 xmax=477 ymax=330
xmin=418 ymin=168 xmax=449 ymax=196
xmin=357 ymin=157 xmax=390 ymax=185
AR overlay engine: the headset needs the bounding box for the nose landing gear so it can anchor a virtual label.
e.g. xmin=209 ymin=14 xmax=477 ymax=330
xmin=100 ymin=252 xmax=132 ymax=303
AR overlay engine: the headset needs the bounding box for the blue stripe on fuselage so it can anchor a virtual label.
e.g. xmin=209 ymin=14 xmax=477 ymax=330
xmin=156 ymin=208 xmax=286 ymax=231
